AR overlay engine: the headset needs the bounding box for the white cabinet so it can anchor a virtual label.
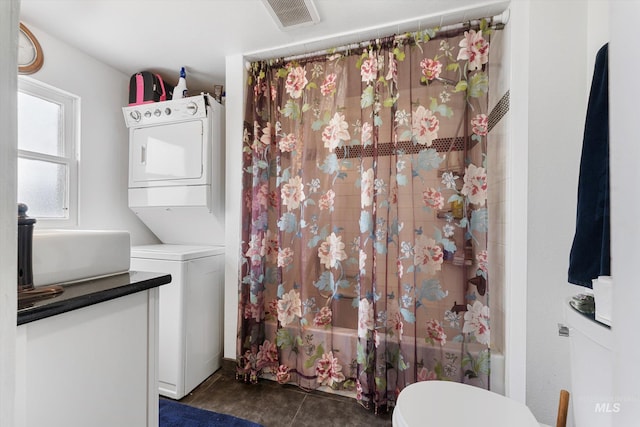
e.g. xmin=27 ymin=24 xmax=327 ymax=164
xmin=16 ymin=288 xmax=159 ymax=427
xmin=130 ymin=244 xmax=224 ymax=400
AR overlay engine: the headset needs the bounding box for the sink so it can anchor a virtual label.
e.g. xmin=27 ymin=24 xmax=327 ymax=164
xmin=32 ymin=229 xmax=131 ymax=286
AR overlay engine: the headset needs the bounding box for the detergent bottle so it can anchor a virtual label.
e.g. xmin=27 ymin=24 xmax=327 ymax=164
xmin=173 ymin=67 xmax=188 ymax=99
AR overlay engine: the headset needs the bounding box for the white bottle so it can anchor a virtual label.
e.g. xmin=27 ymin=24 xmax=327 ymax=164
xmin=173 ymin=67 xmax=187 ymax=99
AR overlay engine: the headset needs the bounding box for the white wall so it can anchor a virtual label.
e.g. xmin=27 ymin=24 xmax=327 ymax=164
xmin=18 ymin=23 xmax=158 ymax=245
xmin=524 ymin=1 xmax=609 ymax=425
xmin=610 ymin=2 xmax=640 ymax=423
xmin=504 ymin=0 xmax=529 ymax=403
xmin=0 ymin=2 xmax=19 ymax=425
xmin=223 ymin=54 xmax=245 ymax=359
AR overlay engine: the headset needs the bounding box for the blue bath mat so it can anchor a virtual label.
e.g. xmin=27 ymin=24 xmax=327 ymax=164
xmin=159 ymin=398 xmax=263 ymax=427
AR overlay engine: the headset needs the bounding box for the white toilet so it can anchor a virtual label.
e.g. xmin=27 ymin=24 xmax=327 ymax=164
xmin=565 ymin=297 xmax=613 ymax=427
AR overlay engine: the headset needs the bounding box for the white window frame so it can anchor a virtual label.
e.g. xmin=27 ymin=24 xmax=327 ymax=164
xmin=17 ymin=76 xmax=80 ymax=227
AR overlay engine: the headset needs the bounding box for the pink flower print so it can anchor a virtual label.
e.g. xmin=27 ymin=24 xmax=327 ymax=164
xmin=361 ymin=122 xmax=373 ymax=146
xmin=253 ymin=183 xmax=269 ymax=209
xmin=320 ymin=72 xmax=337 ymax=96
xmin=257 ymin=339 xmax=278 ymax=369
xmin=245 ymin=233 xmax=265 ymax=266
xmin=313 ymin=306 xmax=333 ymax=327
xmin=420 ymin=58 xmax=443 ymax=81
xmin=277 ymin=247 xmax=294 ymax=268
xmin=361 ymin=168 xmax=374 ymax=208
xmin=412 ymin=105 xmax=440 ymax=146
xmin=359 ymin=249 xmax=367 ymax=273
xmin=277 ymin=289 xmax=302 ymax=327
xmin=268 ymin=299 xmax=279 ymax=318
xmin=461 ymin=163 xmax=488 ymax=205
xmin=413 ymin=235 xmax=444 ymax=275
xmin=356 ymin=380 xmax=363 ymax=400
xmin=457 ymin=30 xmax=489 ymax=71
xmin=315 ymin=351 xmax=346 ymax=387
xmin=276 ymin=365 xmax=291 ymax=384
xmin=360 ymin=53 xmax=378 ymax=84
xmin=471 ymin=114 xmax=489 ymax=136
xmin=281 ymin=175 xmax=306 ymax=211
xmin=425 ymin=319 xmax=447 ymax=345
xmin=417 ymin=367 xmax=438 ymax=382
xmin=278 ymin=133 xmax=297 ymax=153
xmin=268 ymin=190 xmax=279 ymax=208
xmin=270 ymin=84 xmax=277 ymax=101
xmin=244 ymin=302 xmax=262 ymax=322
xmin=318 ymin=189 xmax=335 ymax=211
xmin=394 ymin=312 xmax=404 ymax=341
xmin=463 ymin=300 xmax=490 ymax=345
xmin=263 ymin=230 xmax=279 ymax=263
xmin=260 ymin=122 xmax=272 ymax=146
xmin=322 ymin=112 xmax=351 ymax=152
xmin=385 ymin=51 xmax=397 ymax=83
xmin=389 ymin=182 xmax=398 ymax=205
xmin=422 ymin=187 xmax=445 ymax=210
xmin=318 ymin=232 xmax=347 ymax=269
xmin=285 ymin=66 xmax=308 ymax=99
xmin=254 ymin=81 xmax=266 ymax=97
xmin=358 ymin=298 xmax=374 ymax=338
xmin=476 ymin=250 xmax=488 ymax=274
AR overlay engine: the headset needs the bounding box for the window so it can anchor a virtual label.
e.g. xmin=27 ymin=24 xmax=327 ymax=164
xmin=17 ymin=77 xmax=79 ymax=226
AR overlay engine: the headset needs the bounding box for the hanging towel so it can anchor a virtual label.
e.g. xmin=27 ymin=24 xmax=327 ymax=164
xmin=568 ymin=43 xmax=610 ymax=288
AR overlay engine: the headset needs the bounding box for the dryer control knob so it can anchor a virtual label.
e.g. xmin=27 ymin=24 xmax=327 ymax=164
xmin=165 ymin=108 xmax=172 ymax=115
xmin=186 ymin=102 xmax=198 ymax=115
xmin=144 ymin=110 xmax=152 ymax=118
xmin=154 ymin=109 xmax=161 ymax=117
xmin=129 ymin=110 xmax=141 ymax=122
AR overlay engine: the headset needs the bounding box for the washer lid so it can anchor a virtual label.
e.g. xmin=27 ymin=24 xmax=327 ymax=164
xmin=131 ymin=244 xmax=224 ymax=261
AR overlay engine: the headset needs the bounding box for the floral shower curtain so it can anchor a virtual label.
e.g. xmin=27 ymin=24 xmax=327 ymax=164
xmin=238 ymin=20 xmax=493 ymax=413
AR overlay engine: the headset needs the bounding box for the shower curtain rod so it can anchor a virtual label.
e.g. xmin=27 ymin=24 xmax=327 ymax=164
xmin=281 ymin=13 xmax=507 ymax=63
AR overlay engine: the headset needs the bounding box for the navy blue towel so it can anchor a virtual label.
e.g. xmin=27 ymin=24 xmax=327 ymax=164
xmin=568 ymin=43 xmax=610 ymax=288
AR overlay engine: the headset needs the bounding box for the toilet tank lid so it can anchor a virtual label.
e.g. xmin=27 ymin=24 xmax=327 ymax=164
xmin=565 ymin=298 xmax=612 ymax=349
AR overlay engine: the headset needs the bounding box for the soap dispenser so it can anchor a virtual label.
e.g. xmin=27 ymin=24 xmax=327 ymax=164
xmin=17 ymin=203 xmax=35 ymax=292
xmin=17 ymin=203 xmax=63 ymax=305
xmin=173 ymin=67 xmax=188 ymax=100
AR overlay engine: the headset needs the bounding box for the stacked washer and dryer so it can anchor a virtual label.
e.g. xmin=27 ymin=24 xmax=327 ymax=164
xmin=122 ymin=94 xmax=225 ymax=400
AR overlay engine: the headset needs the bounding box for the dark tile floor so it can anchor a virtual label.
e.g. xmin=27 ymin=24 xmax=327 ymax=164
xmin=178 ymin=359 xmax=393 ymax=427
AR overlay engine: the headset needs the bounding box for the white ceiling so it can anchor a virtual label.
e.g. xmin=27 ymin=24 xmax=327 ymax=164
xmin=19 ymin=0 xmax=509 ymax=94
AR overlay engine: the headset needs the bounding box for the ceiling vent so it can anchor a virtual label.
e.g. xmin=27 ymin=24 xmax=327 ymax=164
xmin=261 ymin=0 xmax=320 ymax=30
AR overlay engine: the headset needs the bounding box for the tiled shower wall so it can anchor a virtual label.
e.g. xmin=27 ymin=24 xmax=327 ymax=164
xmin=487 ymin=26 xmax=510 ymax=355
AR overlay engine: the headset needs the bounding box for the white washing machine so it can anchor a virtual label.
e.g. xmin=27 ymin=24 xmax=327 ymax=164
xmin=130 ymin=244 xmax=224 ymax=400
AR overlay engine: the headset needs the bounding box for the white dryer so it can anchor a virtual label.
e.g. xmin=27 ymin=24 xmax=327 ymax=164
xmin=123 ymin=94 xmax=225 ymax=246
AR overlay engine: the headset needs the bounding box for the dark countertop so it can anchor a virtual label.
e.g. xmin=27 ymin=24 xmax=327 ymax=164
xmin=17 ymin=271 xmax=172 ymax=326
